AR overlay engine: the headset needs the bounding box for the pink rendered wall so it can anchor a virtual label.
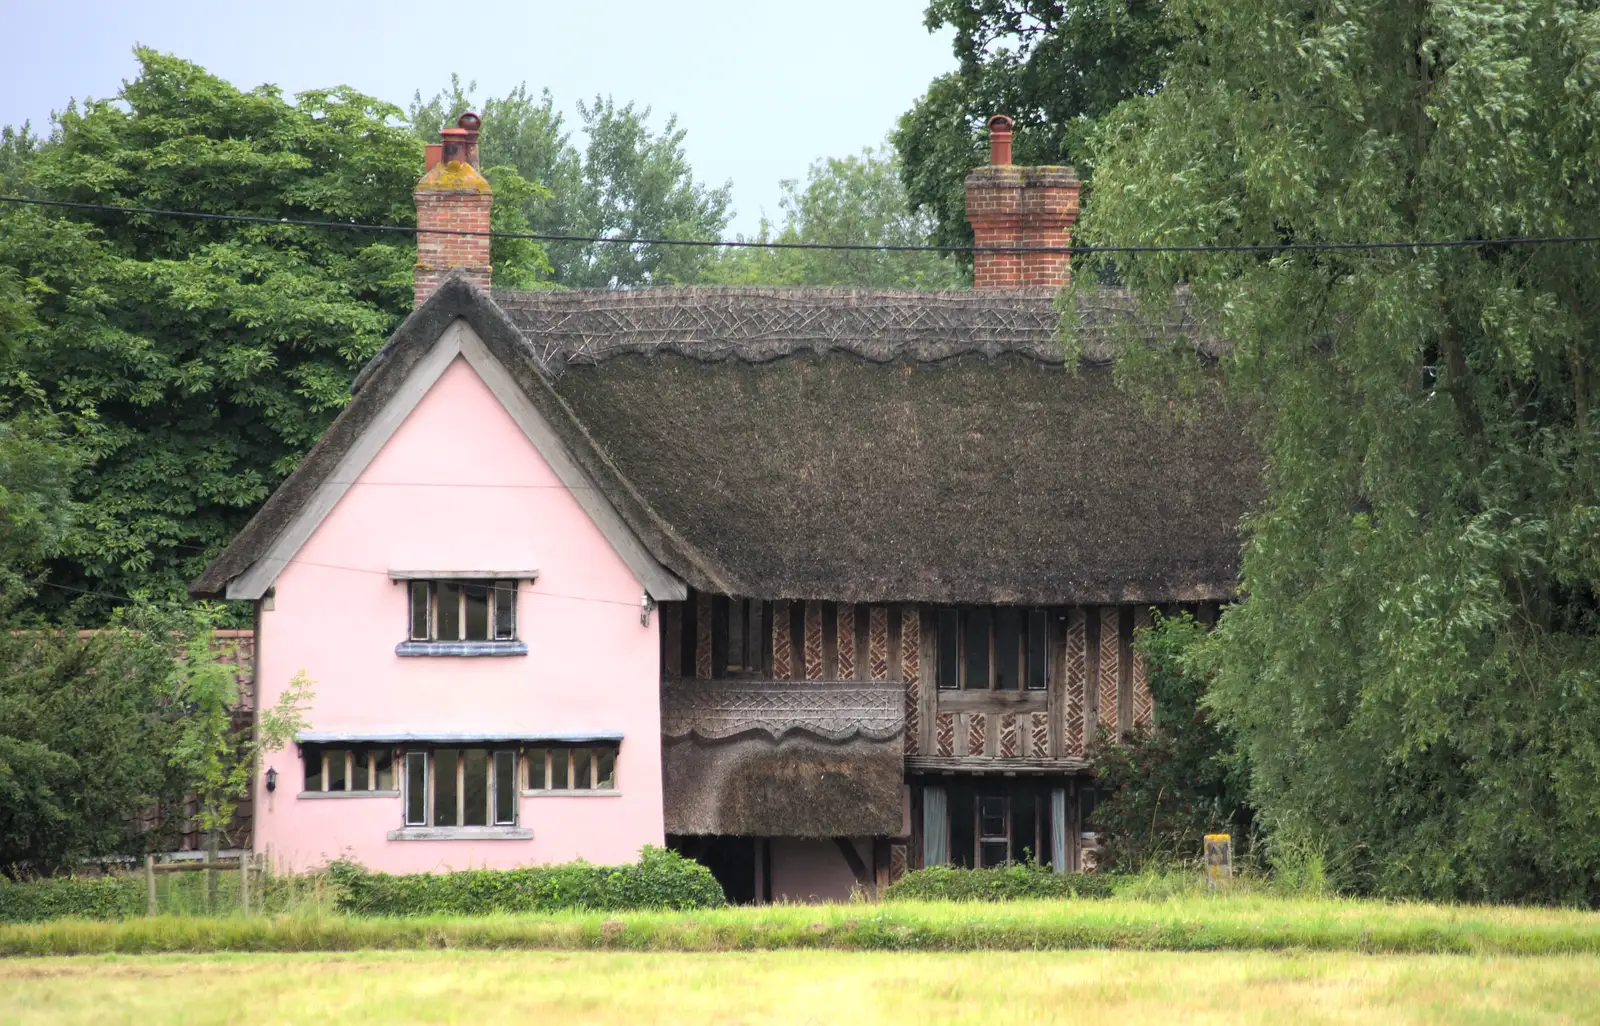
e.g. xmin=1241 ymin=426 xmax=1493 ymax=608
xmin=769 ymin=839 xmax=868 ymax=903
xmin=253 ymin=347 xmax=664 ymax=873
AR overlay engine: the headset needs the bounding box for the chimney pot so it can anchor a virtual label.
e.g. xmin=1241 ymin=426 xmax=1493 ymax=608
xmin=987 ymin=114 xmax=1014 ymax=166
xmin=424 ymin=143 xmax=442 ymax=171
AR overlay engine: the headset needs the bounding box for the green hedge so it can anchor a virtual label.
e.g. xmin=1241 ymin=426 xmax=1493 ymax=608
xmin=883 ymin=864 xmax=1116 ymax=903
xmin=330 ymin=846 xmax=726 ymax=916
xmin=0 ymin=875 xmax=144 ymax=923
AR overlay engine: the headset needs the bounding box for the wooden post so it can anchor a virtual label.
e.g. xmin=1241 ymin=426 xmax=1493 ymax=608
xmin=1205 ymin=833 xmax=1233 ymax=891
xmin=145 ymin=855 xmax=157 ymax=917
xmin=240 ymin=852 xmax=250 ymax=916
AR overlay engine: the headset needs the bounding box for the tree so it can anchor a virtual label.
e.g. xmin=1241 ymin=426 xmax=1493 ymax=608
xmin=1079 ymin=0 xmax=1600 ymax=903
xmin=0 ymin=50 xmax=548 ymax=618
xmin=0 ymin=624 xmax=186 ymax=877
xmin=166 ymin=631 xmax=309 ymax=901
xmin=894 ymin=0 xmax=1175 ymax=253
xmin=1088 ymin=613 xmax=1249 ymax=871
xmin=414 ymin=80 xmax=734 ymax=288
xmin=704 ymin=143 xmax=966 ymax=288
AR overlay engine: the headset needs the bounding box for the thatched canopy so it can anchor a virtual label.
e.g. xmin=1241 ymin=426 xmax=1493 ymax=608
xmin=662 ymin=735 xmax=905 ymax=838
xmin=502 ymin=286 xmax=1257 ymax=605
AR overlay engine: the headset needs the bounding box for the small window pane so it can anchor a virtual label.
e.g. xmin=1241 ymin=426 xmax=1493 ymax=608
xmin=964 ymin=608 xmax=991 ymax=690
xmin=437 ymin=584 xmax=461 ymax=641
xmin=937 ymin=609 xmax=959 ymax=689
xmin=573 ymin=748 xmax=593 ymax=790
xmin=995 ymin=608 xmax=1021 ymax=691
xmin=727 ymin=599 xmax=746 ymax=670
xmin=349 ymin=751 xmax=370 ymax=792
xmin=980 ymin=841 xmax=1009 ymax=868
xmin=949 ymin=788 xmax=976 ymax=869
xmin=595 ymin=747 xmax=616 ymax=790
xmin=405 ymin=752 xmax=427 ymax=825
xmin=979 ymin=796 xmax=1006 ymax=838
xmin=494 ymin=751 xmax=516 ymax=824
xmin=410 ymin=582 xmax=430 ymax=640
xmin=550 ymin=749 xmax=570 ymax=790
xmin=1012 ymin=791 xmax=1037 ymax=864
xmin=375 ymin=749 xmax=395 ymax=791
xmin=526 ymin=747 xmax=548 ymax=789
xmin=493 ymin=581 xmax=516 ymax=640
xmin=327 ymin=750 xmax=347 ymax=792
xmin=1027 ymin=610 xmax=1049 ymax=690
xmin=434 ymin=749 xmax=459 ymax=826
xmin=303 ymin=748 xmax=323 ymax=792
xmin=463 ymin=586 xmax=490 ymax=642
xmin=463 ymin=749 xmax=488 ymax=826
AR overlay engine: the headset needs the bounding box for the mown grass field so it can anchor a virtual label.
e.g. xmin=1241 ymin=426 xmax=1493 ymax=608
xmin=5 ymin=949 xmax=1600 ymax=1025
xmin=5 ymin=895 xmax=1600 ymax=956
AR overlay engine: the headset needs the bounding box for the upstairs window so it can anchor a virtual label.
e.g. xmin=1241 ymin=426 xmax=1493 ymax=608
xmin=409 ymin=580 xmax=518 ymax=642
xmin=936 ymin=607 xmax=1050 ymax=691
xmin=716 ymin=597 xmax=765 ymax=677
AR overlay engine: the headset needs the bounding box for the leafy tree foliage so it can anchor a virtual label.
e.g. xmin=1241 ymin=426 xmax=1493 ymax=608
xmin=1088 ymin=613 xmax=1249 ymax=871
xmin=412 ymin=80 xmax=732 ymax=287
xmin=0 ymin=625 xmax=186 ymax=876
xmin=0 ymin=51 xmax=548 ymax=617
xmin=704 ymin=144 xmax=966 ymax=288
xmin=894 ymin=0 xmax=1174 ymax=252
xmin=1080 ymin=0 xmax=1600 ymax=903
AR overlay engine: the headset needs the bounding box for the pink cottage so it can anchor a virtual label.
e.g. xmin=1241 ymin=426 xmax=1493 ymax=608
xmin=193 ymin=113 xmax=1257 ymax=901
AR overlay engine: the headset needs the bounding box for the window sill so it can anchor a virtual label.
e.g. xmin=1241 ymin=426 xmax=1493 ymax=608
xmin=386 ymin=826 xmax=533 ymax=841
xmin=521 ymin=789 xmax=622 ymax=798
xmin=395 ymin=641 xmax=528 ymax=658
xmin=297 ymin=790 xmax=400 ymax=800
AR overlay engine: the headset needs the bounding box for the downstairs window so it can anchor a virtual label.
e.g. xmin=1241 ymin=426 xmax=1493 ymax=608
xmin=525 ymin=745 xmax=619 ymax=792
xmin=302 ymin=746 xmax=395 ymax=793
xmin=402 ymin=748 xmax=520 ymax=827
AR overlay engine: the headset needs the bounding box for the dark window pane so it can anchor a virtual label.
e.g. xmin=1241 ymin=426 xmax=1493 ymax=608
xmin=595 ymin=746 xmax=617 ymax=789
xmin=550 ymin=749 xmax=570 ymax=790
xmin=463 ymin=585 xmax=490 ymax=641
xmin=327 ymin=750 xmax=347 ymax=792
xmin=964 ymin=608 xmax=991 ymax=690
xmin=573 ymin=748 xmax=593 ymax=790
xmin=727 ymin=598 xmax=746 ymax=670
xmin=493 ymin=582 xmax=516 ymax=640
xmin=1012 ymin=792 xmax=1037 ymax=864
xmin=1027 ymin=610 xmax=1049 ymax=690
xmin=303 ymin=748 xmax=323 ymax=792
xmin=375 ymin=749 xmax=394 ymax=791
xmin=949 ymin=788 xmax=976 ymax=869
xmin=494 ymin=751 xmax=516 ymax=824
xmin=979 ymin=796 xmax=1007 ymax=839
xmin=462 ymin=749 xmax=488 ymax=826
xmin=980 ymin=841 xmax=1009 ymax=868
xmin=434 ymin=749 xmax=459 ymax=826
xmin=526 ymin=747 xmax=548 ymax=789
xmin=1081 ymin=786 xmax=1099 ymax=832
xmin=437 ymin=584 xmax=461 ymax=641
xmin=405 ymin=752 xmax=427 ymax=825
xmin=995 ymin=608 xmax=1021 ymax=691
xmin=1039 ymin=794 xmax=1054 ymax=868
xmin=748 ymin=601 xmax=764 ymax=674
xmin=350 ymin=751 xmax=370 ymax=791
xmin=937 ymin=609 xmax=959 ymax=689
xmin=410 ymin=582 xmax=430 ymax=640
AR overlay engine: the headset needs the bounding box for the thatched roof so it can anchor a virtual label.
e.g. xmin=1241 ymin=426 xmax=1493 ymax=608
xmin=194 ymin=277 xmax=1259 ymax=605
xmin=661 ymin=677 xmax=903 ymax=743
xmin=502 ymin=286 xmax=1256 ymax=605
xmin=662 ymin=735 xmax=905 ymax=837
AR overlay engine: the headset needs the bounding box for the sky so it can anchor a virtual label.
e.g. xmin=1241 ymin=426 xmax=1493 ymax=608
xmin=0 ymin=0 xmax=957 ymax=235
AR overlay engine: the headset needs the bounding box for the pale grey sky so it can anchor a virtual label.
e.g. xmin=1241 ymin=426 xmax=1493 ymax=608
xmin=1 ymin=0 xmax=956 ymax=234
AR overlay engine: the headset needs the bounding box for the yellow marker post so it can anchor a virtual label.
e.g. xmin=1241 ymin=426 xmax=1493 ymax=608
xmin=1204 ymin=833 xmax=1233 ymax=891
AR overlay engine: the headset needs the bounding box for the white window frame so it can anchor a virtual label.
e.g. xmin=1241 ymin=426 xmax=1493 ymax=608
xmin=399 ymin=747 xmax=519 ymax=827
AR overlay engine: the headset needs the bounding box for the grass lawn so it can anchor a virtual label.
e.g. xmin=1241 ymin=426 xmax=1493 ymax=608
xmin=6 ymin=895 xmax=1600 ymax=956
xmin=4 ymin=949 xmax=1599 ymax=1024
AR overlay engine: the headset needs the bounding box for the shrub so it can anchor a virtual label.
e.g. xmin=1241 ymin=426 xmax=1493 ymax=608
xmin=0 ymin=875 xmax=143 ymax=922
xmin=882 ymin=864 xmax=1115 ymax=903
xmin=330 ymin=846 xmax=726 ymax=916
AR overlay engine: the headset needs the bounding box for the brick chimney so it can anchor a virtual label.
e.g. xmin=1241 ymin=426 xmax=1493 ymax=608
xmin=964 ymin=115 xmax=1080 ymax=290
xmin=414 ymin=111 xmax=492 ymax=307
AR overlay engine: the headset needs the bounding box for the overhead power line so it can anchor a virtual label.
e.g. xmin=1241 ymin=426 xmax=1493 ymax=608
xmin=4 ymin=193 xmax=1600 ymax=256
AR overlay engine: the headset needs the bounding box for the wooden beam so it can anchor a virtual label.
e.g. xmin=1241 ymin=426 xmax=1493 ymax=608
xmin=834 ymin=837 xmax=871 ymax=890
